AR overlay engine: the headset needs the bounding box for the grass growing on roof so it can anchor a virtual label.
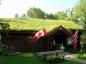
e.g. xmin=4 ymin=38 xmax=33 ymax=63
xmin=0 ymin=18 xmax=82 ymax=31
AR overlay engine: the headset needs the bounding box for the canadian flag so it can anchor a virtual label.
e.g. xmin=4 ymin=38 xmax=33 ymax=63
xmin=71 ymin=30 xmax=78 ymax=49
xmin=33 ymin=28 xmax=47 ymax=43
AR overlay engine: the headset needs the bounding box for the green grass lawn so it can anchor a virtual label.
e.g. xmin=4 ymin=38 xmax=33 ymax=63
xmin=0 ymin=53 xmax=84 ymax=64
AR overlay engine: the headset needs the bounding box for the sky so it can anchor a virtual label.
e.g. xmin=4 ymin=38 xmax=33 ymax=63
xmin=0 ymin=0 xmax=78 ymax=18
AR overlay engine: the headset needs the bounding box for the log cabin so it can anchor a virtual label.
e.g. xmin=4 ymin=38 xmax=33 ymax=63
xmin=0 ymin=19 xmax=84 ymax=53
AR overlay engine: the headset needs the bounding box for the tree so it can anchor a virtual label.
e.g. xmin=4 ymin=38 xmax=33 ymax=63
xmin=65 ymin=9 xmax=74 ymax=21
xmin=15 ymin=13 xmax=19 ymax=18
xmin=0 ymin=23 xmax=9 ymax=30
xmin=27 ymin=7 xmax=45 ymax=19
xmin=54 ymin=11 xmax=67 ymax=20
xmin=0 ymin=0 xmax=3 ymax=5
xmin=0 ymin=0 xmax=1 ymax=5
xmin=73 ymin=0 xmax=86 ymax=28
xmin=73 ymin=0 xmax=86 ymax=53
xmin=46 ymin=13 xmax=55 ymax=19
xmin=0 ymin=21 xmax=10 ymax=55
xmin=20 ymin=14 xmax=26 ymax=18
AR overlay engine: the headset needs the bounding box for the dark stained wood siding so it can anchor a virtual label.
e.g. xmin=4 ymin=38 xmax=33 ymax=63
xmin=0 ymin=27 xmax=82 ymax=53
xmin=1 ymin=30 xmax=38 ymax=52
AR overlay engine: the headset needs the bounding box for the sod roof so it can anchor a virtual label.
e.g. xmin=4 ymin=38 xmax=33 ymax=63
xmin=0 ymin=18 xmax=83 ymax=32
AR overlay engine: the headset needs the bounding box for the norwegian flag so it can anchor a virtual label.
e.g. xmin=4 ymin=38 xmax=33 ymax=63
xmin=33 ymin=28 xmax=47 ymax=43
xmin=71 ymin=30 xmax=78 ymax=49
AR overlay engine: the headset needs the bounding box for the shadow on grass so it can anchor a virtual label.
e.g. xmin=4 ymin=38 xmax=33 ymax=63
xmin=42 ymin=58 xmax=64 ymax=64
xmin=0 ymin=53 xmax=42 ymax=64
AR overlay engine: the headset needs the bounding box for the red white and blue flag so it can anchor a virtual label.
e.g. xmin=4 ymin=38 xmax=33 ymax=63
xmin=33 ymin=28 xmax=47 ymax=43
xmin=71 ymin=30 xmax=78 ymax=49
